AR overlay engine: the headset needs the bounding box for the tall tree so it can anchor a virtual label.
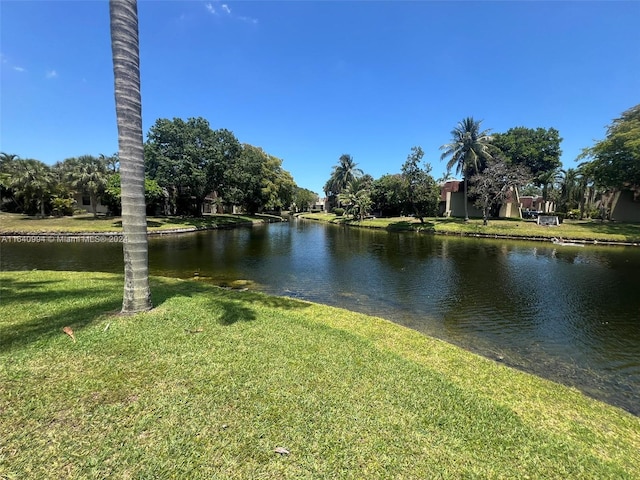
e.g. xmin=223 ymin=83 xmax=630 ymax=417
xmin=260 ymin=154 xmax=296 ymax=213
xmin=469 ymin=159 xmax=531 ymax=225
xmin=538 ymin=167 xmax=562 ymax=211
xmin=337 ymin=177 xmax=372 ymax=221
xmin=578 ymin=104 xmax=640 ymax=191
xmin=324 ymin=154 xmax=363 ymax=211
xmin=401 ymin=146 xmax=439 ymax=223
xmin=5 ymin=159 xmax=55 ymax=216
xmin=59 ymin=155 xmax=109 ymax=217
xmin=557 ymin=168 xmax=582 ymax=214
xmin=440 ymin=117 xmax=494 ymax=221
xmin=492 ymin=127 xmax=562 ymax=184
xmin=370 ymin=174 xmax=406 ymax=217
xmin=110 ymin=0 xmax=152 ymax=313
xmin=292 ymin=187 xmax=318 ymax=212
xmin=0 ymin=153 xmax=19 ymax=209
xmin=145 ymin=118 xmax=241 ymax=215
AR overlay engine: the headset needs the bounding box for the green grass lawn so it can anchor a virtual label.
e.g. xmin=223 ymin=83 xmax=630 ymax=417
xmin=299 ymin=212 xmax=640 ymax=244
xmin=1 ymin=271 xmax=639 ymax=478
xmin=0 ymin=212 xmax=282 ymax=234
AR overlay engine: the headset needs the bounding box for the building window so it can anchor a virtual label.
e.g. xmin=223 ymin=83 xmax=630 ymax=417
xmin=82 ymin=196 xmax=91 ymax=206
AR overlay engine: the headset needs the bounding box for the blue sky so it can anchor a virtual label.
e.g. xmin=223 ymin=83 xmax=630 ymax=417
xmin=1 ymin=1 xmax=639 ymax=196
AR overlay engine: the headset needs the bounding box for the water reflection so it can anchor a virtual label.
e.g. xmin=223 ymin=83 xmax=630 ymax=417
xmin=2 ymin=221 xmax=639 ymax=414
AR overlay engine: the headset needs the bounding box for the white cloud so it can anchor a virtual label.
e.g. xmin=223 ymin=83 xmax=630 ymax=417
xmin=13 ymin=66 xmax=25 ymax=72
xmin=238 ymin=15 xmax=258 ymax=25
xmin=45 ymin=70 xmax=58 ymax=79
xmin=203 ymin=1 xmax=257 ymax=24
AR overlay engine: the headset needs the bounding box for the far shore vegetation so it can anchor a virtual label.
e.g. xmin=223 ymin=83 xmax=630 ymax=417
xmin=1 ymin=270 xmax=639 ymax=478
xmin=0 ymin=211 xmax=281 ymax=234
xmin=2 ymin=211 xmax=639 ymax=245
xmin=298 ymin=212 xmax=640 ymax=244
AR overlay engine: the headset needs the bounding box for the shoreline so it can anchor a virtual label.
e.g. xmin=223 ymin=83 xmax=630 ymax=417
xmin=296 ymin=214 xmax=640 ymax=247
xmin=0 ymin=213 xmax=285 ymax=239
xmin=1 ymin=213 xmax=638 ymax=246
xmin=421 ymin=229 xmax=639 ymax=247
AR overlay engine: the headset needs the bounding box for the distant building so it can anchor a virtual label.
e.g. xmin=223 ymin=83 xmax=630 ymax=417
xmin=313 ymin=197 xmax=327 ymax=212
xmin=73 ymin=192 xmax=108 ymax=215
xmin=439 ymin=180 xmax=521 ymax=219
xmin=608 ymin=189 xmax=640 ymax=222
xmin=520 ymin=195 xmax=554 ymax=214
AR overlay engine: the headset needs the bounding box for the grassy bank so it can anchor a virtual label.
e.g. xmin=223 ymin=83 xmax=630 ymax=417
xmin=1 ymin=271 xmax=639 ymax=478
xmin=298 ymin=212 xmax=640 ymax=244
xmin=0 ymin=212 xmax=282 ymax=234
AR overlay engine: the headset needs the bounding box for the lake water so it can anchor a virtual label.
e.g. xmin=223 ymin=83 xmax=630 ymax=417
xmin=2 ymin=219 xmax=639 ymax=415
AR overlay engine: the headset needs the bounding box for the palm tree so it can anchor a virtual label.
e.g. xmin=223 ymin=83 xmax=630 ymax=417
xmin=538 ymin=168 xmax=562 ymax=213
xmin=0 ymin=153 xmax=19 ymax=205
xmin=324 ymin=154 xmax=363 ymax=211
xmin=576 ymin=162 xmax=598 ymax=219
xmin=338 ymin=178 xmax=372 ymax=221
xmin=0 ymin=152 xmax=20 ymax=168
xmin=6 ymin=159 xmax=55 ymax=216
xmin=60 ymin=155 xmax=109 ymax=217
xmin=110 ymin=0 xmax=152 ymax=313
xmin=440 ymin=117 xmax=494 ymax=221
xmin=325 ymin=154 xmax=363 ymax=196
xmin=558 ymin=168 xmax=583 ymax=214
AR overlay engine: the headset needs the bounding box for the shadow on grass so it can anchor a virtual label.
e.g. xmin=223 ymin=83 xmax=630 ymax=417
xmin=579 ymin=221 xmax=640 ymax=241
xmin=386 ymin=221 xmax=418 ymax=232
xmin=70 ymin=215 xmax=116 ymax=221
xmin=150 ymin=276 xmax=311 ymax=326
xmin=0 ymin=271 xmax=315 ymax=354
xmin=0 ymin=275 xmax=123 ymax=353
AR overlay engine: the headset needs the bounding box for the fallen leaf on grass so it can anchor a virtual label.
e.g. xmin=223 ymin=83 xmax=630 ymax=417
xmin=62 ymin=326 xmax=76 ymax=343
xmin=274 ymin=447 xmax=290 ymax=455
xmin=185 ymin=328 xmax=204 ymax=334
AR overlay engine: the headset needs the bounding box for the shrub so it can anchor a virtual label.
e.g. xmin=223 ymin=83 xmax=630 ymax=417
xmin=568 ymin=209 xmax=581 ymax=220
xmin=333 ymin=207 xmax=345 ymax=216
xmin=51 ymin=196 xmax=76 ymax=217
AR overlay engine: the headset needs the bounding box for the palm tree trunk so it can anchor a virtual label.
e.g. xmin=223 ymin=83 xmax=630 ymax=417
xmin=110 ymin=0 xmax=152 ymax=313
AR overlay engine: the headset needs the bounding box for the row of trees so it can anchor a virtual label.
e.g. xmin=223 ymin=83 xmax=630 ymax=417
xmin=322 ymin=121 xmax=560 ymax=223
xmin=326 ymin=104 xmax=638 ymax=224
xmin=442 ymin=107 xmax=640 ymax=223
xmin=144 ymin=117 xmax=296 ymax=216
xmin=323 ymin=148 xmax=440 ymax=222
xmin=0 ymin=118 xmax=304 ymax=217
xmin=0 ymin=153 xmax=164 ymax=217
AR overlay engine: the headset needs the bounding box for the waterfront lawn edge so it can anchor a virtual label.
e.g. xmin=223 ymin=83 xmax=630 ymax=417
xmin=1 ymin=270 xmax=638 ymax=478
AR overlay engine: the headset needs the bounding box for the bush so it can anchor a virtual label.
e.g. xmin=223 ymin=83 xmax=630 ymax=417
xmin=333 ymin=208 xmax=345 ymax=216
xmin=51 ymin=196 xmax=76 ymax=217
xmin=567 ymin=209 xmax=581 ymax=220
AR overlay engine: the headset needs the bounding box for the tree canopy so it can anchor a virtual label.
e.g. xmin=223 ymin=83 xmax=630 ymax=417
xmin=470 ymin=159 xmax=531 ymax=225
xmin=401 ymin=146 xmax=439 ymax=222
xmin=144 ymin=117 xmax=242 ymax=215
xmin=324 ymin=154 xmax=363 ymax=197
xmin=579 ymin=104 xmax=640 ymax=191
xmin=57 ymin=155 xmax=109 ymax=217
xmin=370 ymin=174 xmax=406 ymax=218
xmin=492 ymin=127 xmax=562 ymax=184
